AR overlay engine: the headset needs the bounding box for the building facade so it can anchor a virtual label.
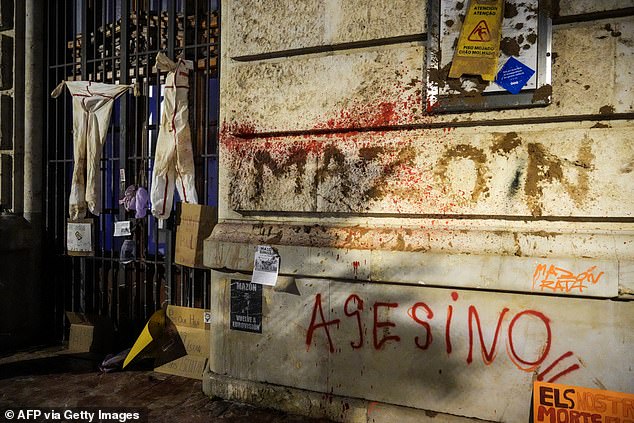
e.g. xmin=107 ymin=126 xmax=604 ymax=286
xmin=203 ymin=1 xmax=634 ymax=421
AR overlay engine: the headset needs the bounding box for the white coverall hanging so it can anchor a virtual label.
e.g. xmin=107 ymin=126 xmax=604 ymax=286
xmin=51 ymin=81 xmax=132 ymax=220
xmin=150 ymin=52 xmax=198 ymax=220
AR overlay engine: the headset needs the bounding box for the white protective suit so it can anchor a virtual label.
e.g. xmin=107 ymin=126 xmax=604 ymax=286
xmin=51 ymin=81 xmax=132 ymax=220
xmin=150 ymin=52 xmax=198 ymax=220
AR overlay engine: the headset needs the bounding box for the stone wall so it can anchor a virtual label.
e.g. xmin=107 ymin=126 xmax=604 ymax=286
xmin=204 ymin=1 xmax=634 ymax=421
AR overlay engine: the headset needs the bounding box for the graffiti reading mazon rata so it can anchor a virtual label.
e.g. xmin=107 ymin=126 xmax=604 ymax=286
xmin=532 ymin=264 xmax=604 ymax=294
xmin=305 ymin=291 xmax=580 ymax=383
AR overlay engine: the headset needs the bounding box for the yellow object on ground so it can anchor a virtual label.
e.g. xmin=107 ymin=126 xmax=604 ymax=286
xmin=122 ymin=308 xmax=166 ymax=369
xmin=448 ymin=0 xmax=505 ymax=81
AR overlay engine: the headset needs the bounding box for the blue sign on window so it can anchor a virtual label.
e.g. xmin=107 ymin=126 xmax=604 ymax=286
xmin=495 ymin=57 xmax=535 ymax=95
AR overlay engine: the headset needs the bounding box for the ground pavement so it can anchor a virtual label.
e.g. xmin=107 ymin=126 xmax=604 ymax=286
xmin=0 ymin=346 xmax=333 ymax=423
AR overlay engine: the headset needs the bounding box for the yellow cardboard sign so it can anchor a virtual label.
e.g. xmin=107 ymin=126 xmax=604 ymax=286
xmin=533 ymin=381 xmax=634 ymax=423
xmin=449 ymin=0 xmax=505 ymax=81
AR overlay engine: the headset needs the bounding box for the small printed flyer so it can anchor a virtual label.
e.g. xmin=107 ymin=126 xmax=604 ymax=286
xmin=251 ymin=245 xmax=279 ymax=286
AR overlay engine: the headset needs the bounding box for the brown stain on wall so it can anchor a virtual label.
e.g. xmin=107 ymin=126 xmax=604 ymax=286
xmin=395 ymin=233 xmax=406 ymax=251
xmin=524 ymin=139 xmax=594 ymax=216
xmin=358 ymin=146 xmax=383 ymax=161
xmin=436 ymin=144 xmax=489 ymax=202
xmin=599 ymin=105 xmax=615 ymax=115
xmin=603 ymin=24 xmax=622 ymax=38
xmin=491 ymin=132 xmax=522 ymax=155
xmin=428 ymin=62 xmax=488 ymax=97
xmin=228 ymin=134 xmax=420 ymax=212
xmin=252 ymin=147 xmax=309 ymax=201
xmin=532 ymin=84 xmax=552 ymax=103
xmin=500 ymin=37 xmax=521 ymax=57
xmin=504 ymin=1 xmax=519 ymax=18
xmin=315 ymin=143 xmax=417 ymax=210
xmin=361 ymin=145 xmax=417 ymax=202
xmin=317 ymin=143 xmax=349 ymax=197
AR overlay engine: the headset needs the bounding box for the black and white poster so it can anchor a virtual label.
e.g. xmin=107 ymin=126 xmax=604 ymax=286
xmin=251 ymin=245 xmax=279 ymax=286
xmin=230 ymin=280 xmax=263 ymax=333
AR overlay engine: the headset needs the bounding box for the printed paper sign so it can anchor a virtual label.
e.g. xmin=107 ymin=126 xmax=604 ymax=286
xmin=114 ymin=220 xmax=132 ymax=237
xmin=120 ymin=239 xmax=136 ymax=264
xmin=496 ymin=57 xmax=535 ymax=94
xmin=230 ymin=280 xmax=262 ymax=333
xmin=533 ymin=381 xmax=634 ymax=423
xmin=251 ymin=245 xmax=279 ymax=286
xmin=67 ymin=222 xmax=93 ymax=254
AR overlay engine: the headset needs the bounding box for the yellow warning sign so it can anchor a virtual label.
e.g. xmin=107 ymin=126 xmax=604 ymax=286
xmin=449 ymin=0 xmax=505 ymax=81
xmin=468 ymin=20 xmax=492 ymax=42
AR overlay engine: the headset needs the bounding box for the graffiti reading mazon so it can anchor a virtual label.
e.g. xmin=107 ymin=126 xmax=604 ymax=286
xmin=305 ymin=291 xmax=580 ymax=384
xmin=532 ymin=264 xmax=605 ymax=294
xmin=223 ymin=125 xmax=595 ymax=217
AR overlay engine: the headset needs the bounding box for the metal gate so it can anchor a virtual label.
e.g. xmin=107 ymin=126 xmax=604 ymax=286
xmin=45 ymin=0 xmax=219 ymax=345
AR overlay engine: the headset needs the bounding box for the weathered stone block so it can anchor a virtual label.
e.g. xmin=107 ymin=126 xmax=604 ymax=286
xmin=0 ymin=0 xmax=13 ymax=31
xmin=224 ymin=0 xmax=425 ymax=57
xmin=206 ymin=274 xmax=634 ymax=422
xmin=221 ymin=44 xmax=424 ymax=134
xmin=221 ymin=17 xmax=633 ymax=134
xmin=0 ymin=94 xmax=12 ymax=149
xmin=0 ymin=34 xmax=13 ymax=90
xmin=220 ymin=136 xmax=319 ymax=212
xmin=220 ymin=122 xmax=634 ymax=218
xmin=557 ymin=0 xmax=634 ymax=17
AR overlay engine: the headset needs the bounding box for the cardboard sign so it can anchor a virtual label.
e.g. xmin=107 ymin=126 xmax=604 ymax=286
xmin=154 ymin=305 xmax=211 ymax=380
xmin=65 ymin=312 xmax=114 ymax=353
xmin=155 ymin=355 xmax=208 ymax=380
xmin=165 ymin=304 xmax=210 ymax=330
xmin=174 ymin=203 xmax=217 ymax=268
xmin=533 ymin=381 xmax=634 ymax=423
xmin=66 ymin=219 xmax=94 ymax=256
xmin=449 ymin=0 xmax=505 ymax=81
xmin=230 ymin=280 xmax=262 ymax=333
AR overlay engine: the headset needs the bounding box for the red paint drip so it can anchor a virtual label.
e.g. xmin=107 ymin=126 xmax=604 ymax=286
xmin=426 ymin=98 xmax=440 ymax=114
xmin=352 ymin=261 xmax=360 ymax=275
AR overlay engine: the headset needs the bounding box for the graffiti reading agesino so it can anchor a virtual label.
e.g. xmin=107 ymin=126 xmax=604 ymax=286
xmin=305 ymin=291 xmax=579 ymax=383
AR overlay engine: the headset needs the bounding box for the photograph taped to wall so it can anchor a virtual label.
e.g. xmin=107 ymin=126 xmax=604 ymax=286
xmin=426 ymin=0 xmax=552 ymax=112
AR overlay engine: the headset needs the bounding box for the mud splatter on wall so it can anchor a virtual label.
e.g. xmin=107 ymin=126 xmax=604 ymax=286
xmin=524 ymin=138 xmax=594 ymax=216
xmin=436 ymin=144 xmax=490 ymax=202
xmin=221 ymin=123 xmax=611 ymax=217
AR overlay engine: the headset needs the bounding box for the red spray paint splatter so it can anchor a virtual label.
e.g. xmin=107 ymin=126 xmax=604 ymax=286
xmin=352 ymin=261 xmax=360 ymax=276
